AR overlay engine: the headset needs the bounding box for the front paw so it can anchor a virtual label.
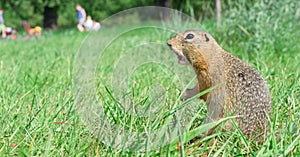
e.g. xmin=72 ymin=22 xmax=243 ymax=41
xmin=180 ymin=91 xmax=189 ymax=101
xmin=180 ymin=87 xmax=199 ymax=101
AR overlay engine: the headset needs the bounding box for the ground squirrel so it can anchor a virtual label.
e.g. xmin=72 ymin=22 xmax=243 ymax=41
xmin=167 ymin=30 xmax=272 ymax=141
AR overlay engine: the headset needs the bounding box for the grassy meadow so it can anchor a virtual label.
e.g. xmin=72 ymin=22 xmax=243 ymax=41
xmin=1 ymin=2 xmax=300 ymax=156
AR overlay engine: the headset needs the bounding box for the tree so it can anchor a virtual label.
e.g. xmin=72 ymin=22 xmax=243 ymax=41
xmin=216 ymin=0 xmax=221 ymax=26
xmin=155 ymin=0 xmax=171 ymax=7
xmin=172 ymin=0 xmax=216 ymax=20
xmin=1 ymin=0 xmax=155 ymax=29
xmin=42 ymin=0 xmax=62 ymax=29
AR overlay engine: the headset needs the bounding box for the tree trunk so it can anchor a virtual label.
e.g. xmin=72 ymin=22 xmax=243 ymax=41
xmin=216 ymin=0 xmax=221 ymax=26
xmin=165 ymin=0 xmax=172 ymax=8
xmin=43 ymin=6 xmax=59 ymax=29
xmin=155 ymin=0 xmax=172 ymax=20
xmin=155 ymin=0 xmax=171 ymax=7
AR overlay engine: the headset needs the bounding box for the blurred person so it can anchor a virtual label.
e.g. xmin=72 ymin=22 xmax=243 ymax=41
xmin=34 ymin=26 xmax=42 ymax=36
xmin=84 ymin=15 xmax=93 ymax=31
xmin=0 ymin=9 xmax=6 ymax=38
xmin=92 ymin=21 xmax=101 ymax=31
xmin=11 ymin=30 xmax=17 ymax=39
xmin=22 ymin=20 xmax=42 ymax=38
xmin=4 ymin=27 xmax=17 ymax=39
xmin=84 ymin=15 xmax=101 ymax=31
xmin=76 ymin=4 xmax=86 ymax=32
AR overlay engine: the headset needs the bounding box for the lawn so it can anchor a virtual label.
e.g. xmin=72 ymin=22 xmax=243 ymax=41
xmin=1 ymin=3 xmax=300 ymax=156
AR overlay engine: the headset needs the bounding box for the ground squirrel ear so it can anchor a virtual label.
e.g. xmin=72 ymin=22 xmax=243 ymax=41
xmin=205 ymin=34 xmax=209 ymax=42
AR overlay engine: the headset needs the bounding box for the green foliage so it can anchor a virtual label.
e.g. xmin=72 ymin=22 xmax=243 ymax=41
xmin=76 ymin=0 xmax=154 ymax=22
xmin=171 ymin=0 xmax=257 ymax=21
xmin=172 ymin=0 xmax=215 ymax=20
xmin=1 ymin=0 xmax=154 ymax=29
xmin=1 ymin=1 xmax=40 ymax=28
xmin=213 ymin=0 xmax=300 ymax=65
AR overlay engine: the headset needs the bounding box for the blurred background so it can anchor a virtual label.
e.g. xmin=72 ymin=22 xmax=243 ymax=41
xmin=0 ymin=0 xmax=283 ymax=29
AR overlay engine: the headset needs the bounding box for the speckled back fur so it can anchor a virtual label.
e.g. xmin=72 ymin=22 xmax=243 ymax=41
xmin=221 ymin=51 xmax=271 ymax=138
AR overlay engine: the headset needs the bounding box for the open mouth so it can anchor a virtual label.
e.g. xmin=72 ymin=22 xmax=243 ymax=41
xmin=169 ymin=47 xmax=189 ymax=65
xmin=177 ymin=54 xmax=186 ymax=64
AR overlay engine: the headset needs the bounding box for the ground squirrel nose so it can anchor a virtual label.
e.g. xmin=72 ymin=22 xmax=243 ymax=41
xmin=167 ymin=41 xmax=172 ymax=47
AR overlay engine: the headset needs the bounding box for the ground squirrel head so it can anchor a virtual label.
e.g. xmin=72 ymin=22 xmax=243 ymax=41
xmin=167 ymin=30 xmax=216 ymax=65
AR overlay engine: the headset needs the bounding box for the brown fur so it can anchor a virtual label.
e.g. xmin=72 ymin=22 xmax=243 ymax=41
xmin=167 ymin=30 xmax=272 ymax=141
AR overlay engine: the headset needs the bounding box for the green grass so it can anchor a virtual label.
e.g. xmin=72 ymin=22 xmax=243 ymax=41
xmin=1 ymin=2 xmax=300 ymax=156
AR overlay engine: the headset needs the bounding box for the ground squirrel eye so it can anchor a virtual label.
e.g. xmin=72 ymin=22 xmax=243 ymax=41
xmin=186 ymin=33 xmax=194 ymax=39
